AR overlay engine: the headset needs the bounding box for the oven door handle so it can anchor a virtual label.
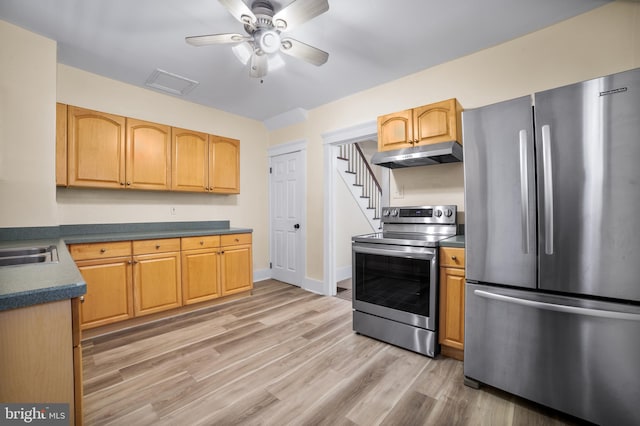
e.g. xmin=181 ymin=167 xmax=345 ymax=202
xmin=353 ymin=245 xmax=435 ymax=260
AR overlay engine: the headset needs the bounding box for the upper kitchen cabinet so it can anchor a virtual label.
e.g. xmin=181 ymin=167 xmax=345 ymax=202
xmin=210 ymin=135 xmax=240 ymax=194
xmin=60 ymin=104 xmax=240 ymax=194
xmin=172 ymin=128 xmax=240 ymax=194
xmin=171 ymin=127 xmax=209 ymax=192
xmin=67 ymin=106 xmax=126 ymax=189
xmin=377 ymin=98 xmax=463 ymax=152
xmin=67 ymin=107 xmax=171 ymax=190
xmin=56 ymin=103 xmax=68 ymax=186
xmin=126 ymin=118 xmax=171 ymax=190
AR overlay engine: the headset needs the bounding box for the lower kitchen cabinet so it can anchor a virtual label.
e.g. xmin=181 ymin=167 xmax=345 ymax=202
xmin=220 ymin=233 xmax=253 ymax=296
xmin=70 ymin=241 xmax=134 ymax=329
xmin=0 ymin=299 xmax=81 ymax=425
xmin=181 ymin=236 xmax=221 ymax=305
xmin=182 ymin=233 xmax=253 ymax=301
xmin=69 ymin=233 xmax=252 ymax=330
xmin=439 ymin=246 xmax=466 ymax=360
xmin=133 ymin=238 xmax=182 ymax=316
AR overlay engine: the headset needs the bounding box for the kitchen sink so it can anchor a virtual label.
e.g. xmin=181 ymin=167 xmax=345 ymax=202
xmin=0 ymin=245 xmax=59 ymax=267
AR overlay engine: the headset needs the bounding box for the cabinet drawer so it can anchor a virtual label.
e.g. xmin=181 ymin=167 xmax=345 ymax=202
xmin=221 ymin=233 xmax=252 ymax=246
xmin=133 ymin=238 xmax=181 ymax=255
xmin=440 ymin=247 xmax=465 ymax=268
xmin=69 ymin=241 xmax=132 ymax=260
xmin=181 ymin=235 xmax=220 ymax=251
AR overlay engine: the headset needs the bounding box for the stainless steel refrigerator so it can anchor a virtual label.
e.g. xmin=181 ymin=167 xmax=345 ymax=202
xmin=463 ymin=67 xmax=640 ymax=426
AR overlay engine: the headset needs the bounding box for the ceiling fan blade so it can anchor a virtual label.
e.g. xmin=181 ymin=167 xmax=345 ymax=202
xmin=280 ymin=37 xmax=328 ymax=66
xmin=218 ymin=0 xmax=257 ymax=27
xmin=273 ymin=0 xmax=329 ymax=31
xmin=249 ymin=52 xmax=268 ymax=78
xmin=185 ymin=33 xmax=251 ymax=46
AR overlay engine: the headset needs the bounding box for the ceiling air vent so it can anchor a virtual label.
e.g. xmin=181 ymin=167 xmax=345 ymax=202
xmin=145 ymin=69 xmax=198 ymax=96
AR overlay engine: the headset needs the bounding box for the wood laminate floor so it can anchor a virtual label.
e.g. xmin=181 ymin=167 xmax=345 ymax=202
xmin=82 ymin=280 xmax=583 ymax=425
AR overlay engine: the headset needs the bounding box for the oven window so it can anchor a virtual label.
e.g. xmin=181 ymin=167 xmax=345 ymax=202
xmin=354 ymin=251 xmax=431 ymax=316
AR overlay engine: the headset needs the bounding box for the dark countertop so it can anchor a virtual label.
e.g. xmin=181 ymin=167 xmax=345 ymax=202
xmin=0 ymin=238 xmax=86 ymax=311
xmin=440 ymin=235 xmax=465 ymax=248
xmin=0 ymin=221 xmax=253 ymax=312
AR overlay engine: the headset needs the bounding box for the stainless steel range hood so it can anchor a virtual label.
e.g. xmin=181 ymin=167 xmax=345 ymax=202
xmin=371 ymin=141 xmax=463 ymax=169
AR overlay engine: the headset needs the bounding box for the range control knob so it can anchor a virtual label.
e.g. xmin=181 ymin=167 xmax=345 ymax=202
xmin=434 ymin=209 xmax=443 ymax=218
xmin=382 ymin=209 xmax=390 ymax=217
xmin=444 ymin=208 xmax=453 ymax=217
xmin=391 ymin=208 xmax=399 ymax=217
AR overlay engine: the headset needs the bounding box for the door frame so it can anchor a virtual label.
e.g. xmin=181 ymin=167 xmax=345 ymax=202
xmin=268 ymin=139 xmax=307 ymax=288
xmin=322 ymin=120 xmax=385 ymax=296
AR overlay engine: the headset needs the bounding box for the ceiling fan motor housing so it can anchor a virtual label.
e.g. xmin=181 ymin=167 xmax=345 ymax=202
xmin=247 ymin=1 xmax=281 ymax=55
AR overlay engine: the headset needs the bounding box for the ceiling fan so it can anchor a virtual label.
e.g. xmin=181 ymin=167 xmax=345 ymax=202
xmin=186 ymin=0 xmax=330 ymax=79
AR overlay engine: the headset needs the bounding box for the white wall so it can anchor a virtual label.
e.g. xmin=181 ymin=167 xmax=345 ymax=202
xmin=269 ymin=2 xmax=640 ymax=281
xmin=335 ymin=168 xmax=374 ymax=273
xmin=0 ymin=20 xmax=58 ymax=227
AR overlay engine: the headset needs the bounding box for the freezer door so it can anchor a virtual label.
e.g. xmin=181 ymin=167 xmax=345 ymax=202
xmin=465 ymin=283 xmax=640 ymax=426
xmin=462 ymin=96 xmax=536 ymax=288
xmin=535 ymin=67 xmax=640 ymax=301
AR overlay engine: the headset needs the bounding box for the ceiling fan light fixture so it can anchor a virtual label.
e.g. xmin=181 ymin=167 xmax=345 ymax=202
xmin=232 ymin=42 xmax=253 ymax=65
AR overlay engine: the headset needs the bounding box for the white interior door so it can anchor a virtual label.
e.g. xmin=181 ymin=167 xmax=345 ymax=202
xmin=270 ymin=150 xmax=304 ymax=286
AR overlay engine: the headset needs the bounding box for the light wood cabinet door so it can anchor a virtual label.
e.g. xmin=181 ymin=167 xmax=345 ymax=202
xmin=0 ymin=300 xmax=75 ymax=420
xmin=413 ymin=98 xmax=462 ymax=146
xmin=377 ymin=99 xmax=463 ymax=152
xmin=74 ymin=256 xmax=134 ymax=329
xmin=68 ymin=106 xmax=126 ymax=188
xmin=133 ymin=250 xmax=182 ymax=316
xmin=377 ymin=109 xmax=414 ymax=151
xmin=209 ymin=135 xmax=240 ymax=194
xmin=56 ymin=103 xmax=68 ymax=186
xmin=126 ymin=118 xmax=171 ymax=190
xmin=182 ymin=248 xmax=221 ymax=305
xmin=171 ymin=127 xmax=209 ymax=192
xmin=220 ymin=244 xmax=253 ymax=296
xmin=439 ymin=266 xmax=466 ymax=351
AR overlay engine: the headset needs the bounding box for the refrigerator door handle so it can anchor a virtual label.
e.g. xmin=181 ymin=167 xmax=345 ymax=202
xmin=518 ymin=130 xmax=531 ymax=254
xmin=541 ymin=124 xmax=554 ymax=255
xmin=474 ymin=289 xmax=640 ymax=321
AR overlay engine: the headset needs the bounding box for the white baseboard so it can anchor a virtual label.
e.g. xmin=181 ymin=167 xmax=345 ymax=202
xmin=336 ymin=265 xmax=352 ymax=282
xmin=253 ymin=268 xmax=271 ymax=283
xmin=302 ymin=277 xmax=324 ymax=295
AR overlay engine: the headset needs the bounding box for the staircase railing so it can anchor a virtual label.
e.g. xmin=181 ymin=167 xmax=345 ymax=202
xmin=338 ymin=143 xmax=382 ymax=220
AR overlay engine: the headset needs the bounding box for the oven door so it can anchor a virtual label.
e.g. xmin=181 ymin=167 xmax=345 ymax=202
xmin=352 ymin=242 xmax=437 ymax=330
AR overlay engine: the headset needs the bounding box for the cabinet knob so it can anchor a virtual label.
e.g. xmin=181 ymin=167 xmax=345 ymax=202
xmin=451 ymin=255 xmax=457 ymax=260
xmin=100 ymin=248 xmax=106 ymax=253
xmin=80 ymin=296 xmax=85 ymax=303
xmin=200 ymin=240 xmax=204 ymax=245
xmin=120 ymin=182 xmax=125 ymax=186
xmin=126 ymin=181 xmax=131 ymax=186
xmin=156 ymin=244 xmax=161 ymax=249
xmin=234 ymin=238 xmax=239 ymax=242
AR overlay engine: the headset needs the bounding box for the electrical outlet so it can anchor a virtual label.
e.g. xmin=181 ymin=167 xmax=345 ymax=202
xmin=170 ymin=207 xmax=177 ymax=216
xmin=394 ymin=185 xmax=404 ymax=199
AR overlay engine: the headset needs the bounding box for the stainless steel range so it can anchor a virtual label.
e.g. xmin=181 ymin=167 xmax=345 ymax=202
xmin=351 ymin=205 xmax=457 ymax=357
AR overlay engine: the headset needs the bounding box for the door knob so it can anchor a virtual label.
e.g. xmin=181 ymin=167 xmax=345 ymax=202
xmin=294 ymin=224 xmax=300 ymax=229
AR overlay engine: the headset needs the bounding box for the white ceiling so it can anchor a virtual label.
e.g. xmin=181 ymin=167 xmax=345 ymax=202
xmin=0 ymin=0 xmax=613 ymax=124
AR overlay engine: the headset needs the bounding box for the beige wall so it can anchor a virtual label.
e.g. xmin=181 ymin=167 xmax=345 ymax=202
xmin=269 ymin=2 xmax=640 ymax=281
xmin=0 ymin=20 xmax=58 ymax=227
xmin=0 ymin=20 xmax=271 ymax=274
